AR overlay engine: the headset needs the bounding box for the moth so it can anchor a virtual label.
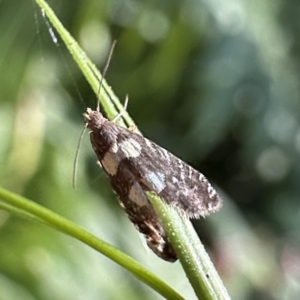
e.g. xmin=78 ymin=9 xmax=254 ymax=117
xmin=84 ymin=106 xmax=222 ymax=262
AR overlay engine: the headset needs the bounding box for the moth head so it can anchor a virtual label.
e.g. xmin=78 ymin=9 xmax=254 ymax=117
xmin=83 ymin=108 xmax=105 ymax=129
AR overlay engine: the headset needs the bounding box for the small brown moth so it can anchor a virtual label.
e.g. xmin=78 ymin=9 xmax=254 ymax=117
xmin=83 ymin=44 xmax=222 ymax=262
xmin=84 ymin=107 xmax=222 ymax=262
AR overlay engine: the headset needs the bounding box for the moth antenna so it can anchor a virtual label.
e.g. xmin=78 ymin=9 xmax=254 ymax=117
xmin=112 ymin=95 xmax=129 ymax=123
xmin=96 ymin=40 xmax=117 ymax=112
xmin=73 ymin=41 xmax=117 ymax=188
xmin=72 ymin=124 xmax=88 ymax=189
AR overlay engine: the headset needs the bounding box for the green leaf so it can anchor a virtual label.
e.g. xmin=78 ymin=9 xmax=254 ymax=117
xmin=0 ymin=186 xmax=184 ymax=300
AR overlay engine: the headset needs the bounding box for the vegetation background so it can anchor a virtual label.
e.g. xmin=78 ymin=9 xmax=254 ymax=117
xmin=1 ymin=0 xmax=300 ymax=299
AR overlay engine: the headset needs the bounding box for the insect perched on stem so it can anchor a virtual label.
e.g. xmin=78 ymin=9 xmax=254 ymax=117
xmin=81 ymin=43 xmax=222 ymax=262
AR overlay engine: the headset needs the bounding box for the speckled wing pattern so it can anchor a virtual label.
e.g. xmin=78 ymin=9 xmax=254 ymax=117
xmin=113 ymin=127 xmax=222 ymax=219
xmin=84 ymin=108 xmax=222 ymax=262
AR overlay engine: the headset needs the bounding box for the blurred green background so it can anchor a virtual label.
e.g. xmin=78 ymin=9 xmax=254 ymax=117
xmin=1 ymin=0 xmax=300 ymax=299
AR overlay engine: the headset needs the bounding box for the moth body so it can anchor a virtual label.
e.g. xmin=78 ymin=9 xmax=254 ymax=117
xmin=84 ymin=108 xmax=222 ymax=262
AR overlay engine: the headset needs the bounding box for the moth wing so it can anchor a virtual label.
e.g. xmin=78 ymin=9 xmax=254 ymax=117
xmin=115 ymin=128 xmax=222 ymax=219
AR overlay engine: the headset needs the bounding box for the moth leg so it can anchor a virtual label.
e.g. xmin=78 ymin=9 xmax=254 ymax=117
xmin=128 ymin=125 xmax=137 ymax=132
